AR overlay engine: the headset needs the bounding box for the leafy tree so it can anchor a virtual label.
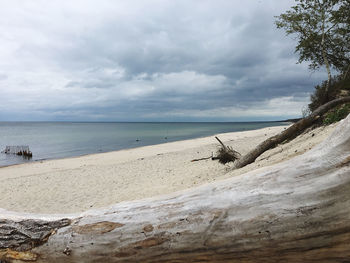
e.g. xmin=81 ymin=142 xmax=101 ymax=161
xmin=309 ymin=72 xmax=350 ymax=111
xmin=275 ymin=0 xmax=350 ymax=101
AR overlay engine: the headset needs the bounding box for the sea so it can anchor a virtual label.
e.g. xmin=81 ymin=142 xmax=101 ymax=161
xmin=0 ymin=122 xmax=288 ymax=167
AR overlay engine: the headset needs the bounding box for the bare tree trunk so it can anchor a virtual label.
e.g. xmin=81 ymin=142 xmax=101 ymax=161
xmin=321 ymin=31 xmax=332 ymax=98
xmin=320 ymin=6 xmax=332 ymax=102
xmin=342 ymin=64 xmax=350 ymax=81
xmin=234 ymin=96 xmax=350 ymax=169
xmin=1 ymin=113 xmax=350 ymax=262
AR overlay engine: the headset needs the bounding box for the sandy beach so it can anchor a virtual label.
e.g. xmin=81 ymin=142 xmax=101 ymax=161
xmin=0 ymin=124 xmax=336 ymax=214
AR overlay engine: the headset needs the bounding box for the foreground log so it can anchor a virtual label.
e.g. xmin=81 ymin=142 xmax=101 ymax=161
xmin=234 ymin=96 xmax=350 ymax=169
xmin=1 ymin=115 xmax=350 ymax=262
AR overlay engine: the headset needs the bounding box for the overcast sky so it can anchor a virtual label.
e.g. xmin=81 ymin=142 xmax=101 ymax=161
xmin=0 ymin=0 xmax=327 ymax=122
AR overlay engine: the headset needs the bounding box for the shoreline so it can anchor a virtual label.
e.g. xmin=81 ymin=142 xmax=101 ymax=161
xmin=0 ymin=123 xmax=291 ymax=169
xmin=0 ymin=124 xmax=336 ymax=214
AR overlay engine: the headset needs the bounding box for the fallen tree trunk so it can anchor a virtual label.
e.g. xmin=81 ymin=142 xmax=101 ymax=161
xmin=1 ymin=115 xmax=350 ymax=262
xmin=234 ymin=96 xmax=350 ymax=169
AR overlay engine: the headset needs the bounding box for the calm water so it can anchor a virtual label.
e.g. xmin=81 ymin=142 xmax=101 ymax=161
xmin=0 ymin=122 xmax=287 ymax=167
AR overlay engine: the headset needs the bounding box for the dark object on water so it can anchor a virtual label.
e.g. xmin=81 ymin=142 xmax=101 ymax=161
xmin=2 ymin=146 xmax=33 ymax=158
xmin=16 ymin=150 xmax=33 ymax=158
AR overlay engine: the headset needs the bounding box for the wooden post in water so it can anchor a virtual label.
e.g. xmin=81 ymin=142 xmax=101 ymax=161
xmin=1 ymin=146 xmax=32 ymax=158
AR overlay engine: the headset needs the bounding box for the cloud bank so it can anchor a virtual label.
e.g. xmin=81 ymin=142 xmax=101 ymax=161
xmin=0 ymin=0 xmax=326 ymax=121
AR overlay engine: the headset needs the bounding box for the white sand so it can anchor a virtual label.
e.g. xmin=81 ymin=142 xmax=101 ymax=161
xmin=0 ymin=124 xmax=336 ymax=214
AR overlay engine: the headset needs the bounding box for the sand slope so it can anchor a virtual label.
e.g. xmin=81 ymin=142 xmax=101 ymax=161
xmin=0 ymin=124 xmax=336 ymax=214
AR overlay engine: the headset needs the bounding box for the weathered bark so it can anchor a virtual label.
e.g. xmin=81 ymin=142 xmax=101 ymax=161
xmin=1 ymin=114 xmax=350 ymax=262
xmin=234 ymin=96 xmax=350 ymax=169
xmin=0 ymin=219 xmax=71 ymax=261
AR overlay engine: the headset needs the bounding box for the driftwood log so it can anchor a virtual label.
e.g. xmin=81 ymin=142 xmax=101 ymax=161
xmin=1 ymin=115 xmax=350 ymax=262
xmin=234 ymin=96 xmax=350 ymax=169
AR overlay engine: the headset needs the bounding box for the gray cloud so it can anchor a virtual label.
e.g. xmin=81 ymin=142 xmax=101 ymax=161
xmin=0 ymin=73 xmax=7 ymax=81
xmin=0 ymin=0 xmax=326 ymax=121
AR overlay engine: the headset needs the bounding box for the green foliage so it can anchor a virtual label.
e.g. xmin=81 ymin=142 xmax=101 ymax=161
xmin=301 ymin=105 xmax=311 ymax=118
xmin=275 ymin=0 xmax=350 ymax=73
xmin=323 ymin=103 xmax=350 ymax=124
xmin=309 ymin=72 xmax=350 ymax=111
xmin=276 ymin=0 xmax=350 ymax=121
xmin=309 ymin=81 xmax=328 ymax=111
